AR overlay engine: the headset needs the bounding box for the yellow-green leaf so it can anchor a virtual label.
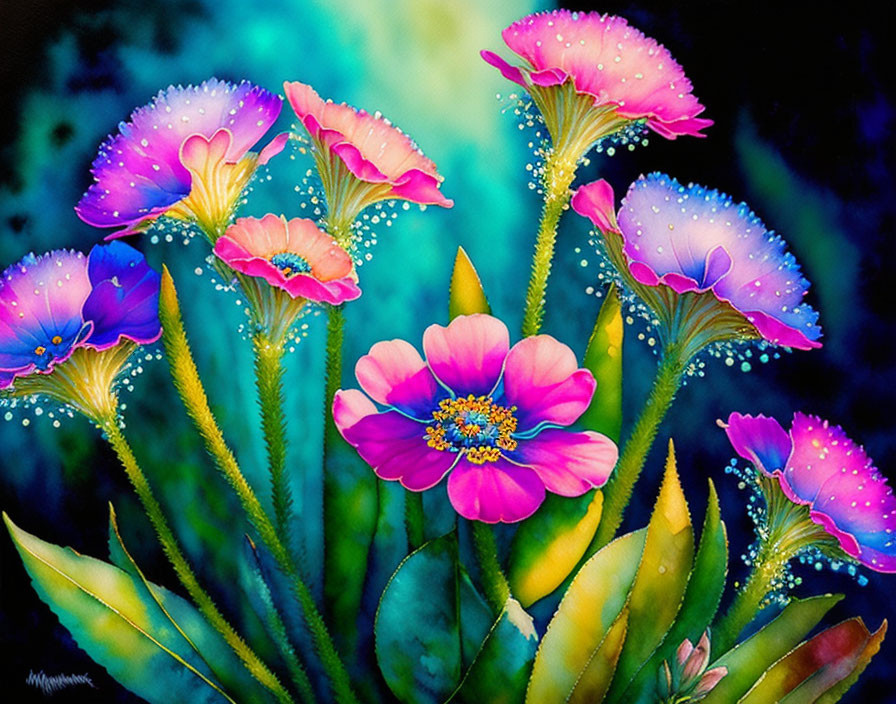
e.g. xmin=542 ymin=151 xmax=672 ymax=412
xmin=5 ymin=512 xmax=234 ymax=704
xmin=449 ymin=247 xmax=491 ymax=319
xmin=604 ymin=441 xmax=694 ymax=702
xmin=508 ymin=491 xmax=603 ymax=608
xmin=568 ymin=608 xmax=629 ymax=704
xmin=579 ymin=283 xmax=623 ymax=441
xmin=525 ymin=528 xmax=647 ymax=704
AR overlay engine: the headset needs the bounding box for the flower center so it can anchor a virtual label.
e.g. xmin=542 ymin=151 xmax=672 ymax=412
xmin=425 ymin=395 xmax=518 ymax=465
xmin=270 ymin=252 xmax=312 ymax=278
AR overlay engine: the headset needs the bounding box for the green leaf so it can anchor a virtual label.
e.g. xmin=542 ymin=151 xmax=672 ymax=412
xmin=701 ymin=594 xmax=844 ymax=703
xmin=375 ymin=532 xmax=492 ymax=704
xmin=604 ymin=441 xmax=695 ymax=702
xmin=567 ymin=608 xmax=629 ymax=704
xmin=737 ymin=618 xmax=887 ymax=703
xmin=5 ymin=512 xmax=236 ymax=704
xmin=452 ymin=599 xmax=539 ymax=704
xmin=625 ymin=479 xmax=729 ymax=703
xmin=526 ymin=528 xmax=647 ymax=704
xmin=579 ymin=283 xmax=624 ymax=441
xmin=449 ymin=247 xmax=491 ymax=319
xmin=507 ymin=492 xmax=603 ymax=608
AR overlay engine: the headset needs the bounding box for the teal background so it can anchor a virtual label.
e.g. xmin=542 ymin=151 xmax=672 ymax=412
xmin=1 ymin=0 xmax=893 ymax=700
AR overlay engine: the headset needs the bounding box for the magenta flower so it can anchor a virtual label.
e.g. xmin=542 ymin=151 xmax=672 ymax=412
xmin=573 ymin=174 xmax=822 ymax=356
xmin=333 ymin=314 xmax=617 ymax=523
xmin=0 ymin=242 xmax=160 ymax=421
xmin=214 ymin=214 xmax=360 ymax=305
xmin=482 ymin=10 xmax=711 ymax=164
xmin=725 ymin=412 xmax=896 ymax=572
xmin=75 ymin=79 xmax=287 ymax=239
xmin=284 ymin=80 xmax=453 ymax=235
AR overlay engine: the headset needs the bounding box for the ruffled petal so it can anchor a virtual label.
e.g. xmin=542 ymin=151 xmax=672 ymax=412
xmin=723 ymin=412 xmax=792 ymax=475
xmin=355 ymin=339 xmax=441 ymax=417
xmin=507 ymin=428 xmax=617 ymax=496
xmin=446 ymin=457 xmax=545 ymax=523
xmin=422 ymin=314 xmax=509 ymax=397
xmin=501 ymin=335 xmax=595 ymax=430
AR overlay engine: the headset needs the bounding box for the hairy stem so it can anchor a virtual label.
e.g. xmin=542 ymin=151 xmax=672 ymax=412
xmin=590 ymin=346 xmax=687 ymax=552
xmin=470 ymin=521 xmax=510 ymax=615
xmin=159 ymin=267 xmax=359 ymax=704
xmin=100 ymin=419 xmax=292 ymax=704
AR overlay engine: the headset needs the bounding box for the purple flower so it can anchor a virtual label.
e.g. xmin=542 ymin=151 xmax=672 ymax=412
xmin=573 ymin=174 xmax=822 ymax=354
xmin=75 ymin=79 xmax=287 ymax=239
xmin=333 ymin=314 xmax=617 ymax=523
xmin=0 ymin=242 xmax=160 ymax=421
xmin=725 ymin=412 xmax=896 ymax=573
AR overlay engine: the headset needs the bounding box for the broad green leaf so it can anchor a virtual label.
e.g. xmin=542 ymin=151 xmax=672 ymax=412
xmin=604 ymin=441 xmax=694 ymax=702
xmin=453 ymin=598 xmax=539 ymax=704
xmin=737 ymin=618 xmax=885 ymax=704
xmin=568 ymin=608 xmax=629 ymax=704
xmin=579 ymin=283 xmax=623 ymax=440
xmin=4 ymin=513 xmax=235 ymax=704
xmin=526 ymin=528 xmax=647 ymax=704
xmin=814 ymin=620 xmax=887 ymax=704
xmin=702 ymin=594 xmax=844 ymax=703
xmin=375 ymin=532 xmax=492 ymax=704
xmin=449 ymin=246 xmax=491 ymax=319
xmin=507 ymin=491 xmax=603 ymax=608
xmin=626 ymin=479 xmax=729 ymax=704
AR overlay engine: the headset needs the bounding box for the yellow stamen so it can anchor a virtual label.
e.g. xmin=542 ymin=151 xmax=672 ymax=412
xmin=34 ymin=346 xmax=46 ymax=356
xmin=51 ymin=335 xmax=62 ymax=345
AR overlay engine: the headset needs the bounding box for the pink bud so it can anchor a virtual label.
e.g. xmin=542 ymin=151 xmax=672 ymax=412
xmin=676 ymin=637 xmax=695 ymax=666
xmin=693 ymin=666 xmax=728 ymax=696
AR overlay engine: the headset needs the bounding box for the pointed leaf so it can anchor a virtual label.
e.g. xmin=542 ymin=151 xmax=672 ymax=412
xmin=526 ymin=528 xmax=647 ymax=703
xmin=5 ymin=513 xmax=235 ymax=704
xmin=508 ymin=492 xmax=603 ymax=607
xmin=449 ymin=247 xmax=491 ymax=319
xmin=604 ymin=441 xmax=694 ymax=702
xmin=626 ymin=479 xmax=729 ymax=703
xmin=579 ymin=283 xmax=623 ymax=441
xmin=375 ymin=532 xmax=492 ymax=704
xmin=453 ymin=598 xmax=539 ymax=704
xmin=568 ymin=608 xmax=630 ymax=704
xmin=736 ymin=618 xmax=886 ymax=703
xmin=701 ymin=594 xmax=844 ymax=703
xmin=814 ymin=620 xmax=886 ymax=704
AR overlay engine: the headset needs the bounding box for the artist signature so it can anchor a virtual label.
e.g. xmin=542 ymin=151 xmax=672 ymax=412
xmin=25 ymin=670 xmax=96 ymax=696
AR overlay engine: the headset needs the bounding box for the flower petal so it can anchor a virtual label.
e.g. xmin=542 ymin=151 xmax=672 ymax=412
xmin=501 ymin=335 xmax=595 ymax=430
xmin=507 ymin=428 xmax=617 ymax=496
xmin=422 ymin=314 xmax=509 ymax=397
xmin=722 ymin=412 xmax=792 ymax=475
xmin=447 ymin=457 xmax=545 ymax=523
xmin=571 ymin=180 xmax=618 ymax=234
xmin=355 ymin=339 xmax=441 ymax=417
xmin=336 ymin=403 xmax=455 ymax=491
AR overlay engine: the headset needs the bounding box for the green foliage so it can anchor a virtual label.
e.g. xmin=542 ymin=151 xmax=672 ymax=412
xmin=449 ymin=246 xmax=491 ymax=318
xmin=375 ymin=532 xmax=493 ymax=704
xmin=579 ymin=283 xmax=624 ymax=441
xmin=5 ymin=512 xmax=259 ymax=704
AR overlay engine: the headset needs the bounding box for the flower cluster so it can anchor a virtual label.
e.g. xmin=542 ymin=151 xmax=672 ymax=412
xmin=333 ymin=314 xmax=618 ymax=523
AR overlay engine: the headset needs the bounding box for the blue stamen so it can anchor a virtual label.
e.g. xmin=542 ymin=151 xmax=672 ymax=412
xmin=270 ymin=252 xmax=312 ymax=277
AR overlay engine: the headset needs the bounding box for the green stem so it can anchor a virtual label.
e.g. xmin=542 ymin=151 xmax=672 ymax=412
xmin=100 ymin=419 xmax=293 ymax=704
xmin=590 ymin=346 xmax=687 ymax=552
xmin=253 ymin=333 xmax=294 ymax=551
xmin=159 ymin=267 xmax=360 ymax=704
xmin=470 ymin=521 xmax=510 ymax=615
xmin=405 ymin=490 xmax=425 ymax=551
xmin=521 ymin=156 xmax=577 ymax=338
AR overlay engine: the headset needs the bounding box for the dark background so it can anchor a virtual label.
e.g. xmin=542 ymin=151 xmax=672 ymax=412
xmin=1 ymin=0 xmax=894 ymax=701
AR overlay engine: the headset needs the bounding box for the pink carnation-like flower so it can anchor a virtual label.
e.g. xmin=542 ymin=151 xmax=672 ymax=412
xmin=284 ymin=81 xmax=453 ymax=232
xmin=573 ymin=174 xmax=822 ymax=355
xmin=214 ymin=214 xmax=360 ymax=305
xmin=482 ymin=10 xmax=711 ymax=163
xmin=725 ymin=412 xmax=896 ymax=572
xmin=76 ymin=79 xmax=288 ymax=239
xmin=333 ymin=314 xmax=617 ymax=523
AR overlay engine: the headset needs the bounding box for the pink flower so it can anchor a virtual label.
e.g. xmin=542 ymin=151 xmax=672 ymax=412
xmin=76 ymin=79 xmax=288 ymax=240
xmin=283 ymin=81 xmax=453 ymax=232
xmin=333 ymin=315 xmax=617 ymax=523
xmin=725 ymin=412 xmax=896 ymax=573
xmin=482 ymin=10 xmax=711 ymax=163
xmin=573 ymin=174 xmax=822 ymax=356
xmin=213 ymin=214 xmax=360 ymax=305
